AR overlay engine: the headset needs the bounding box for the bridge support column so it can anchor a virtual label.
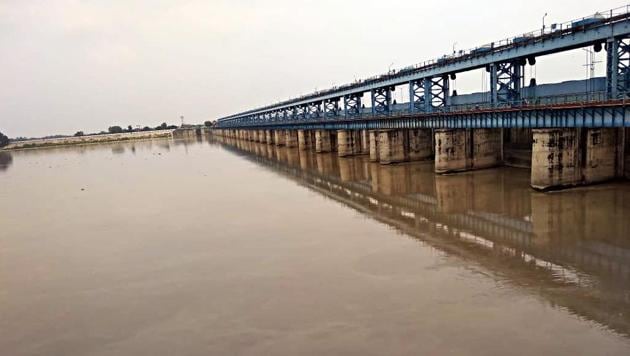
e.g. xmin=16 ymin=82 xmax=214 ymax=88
xmin=360 ymin=130 xmax=369 ymax=154
xmin=274 ymin=130 xmax=284 ymax=146
xmin=315 ymin=130 xmax=336 ymax=153
xmin=265 ymin=130 xmax=274 ymax=145
xmin=408 ymin=129 xmax=434 ymax=161
xmin=435 ymin=129 xmax=503 ymax=174
xmin=258 ymin=130 xmax=266 ymax=144
xmin=337 ymin=130 xmax=362 ymax=157
xmin=378 ymin=130 xmax=406 ymax=164
xmin=377 ymin=129 xmax=433 ymax=164
xmin=298 ymin=130 xmax=314 ymax=151
xmin=285 ymin=130 xmax=298 ymax=148
xmin=369 ymin=130 xmax=380 ymax=162
xmin=531 ymin=128 xmax=626 ymax=190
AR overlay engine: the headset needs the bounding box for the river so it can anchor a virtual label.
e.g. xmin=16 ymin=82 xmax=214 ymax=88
xmin=1 ymin=136 xmax=629 ymax=355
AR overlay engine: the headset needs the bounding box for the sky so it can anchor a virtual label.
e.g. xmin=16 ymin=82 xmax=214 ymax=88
xmin=0 ymin=0 xmax=624 ymax=138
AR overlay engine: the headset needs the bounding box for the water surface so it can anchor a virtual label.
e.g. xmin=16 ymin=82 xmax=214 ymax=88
xmin=1 ymin=137 xmax=629 ymax=355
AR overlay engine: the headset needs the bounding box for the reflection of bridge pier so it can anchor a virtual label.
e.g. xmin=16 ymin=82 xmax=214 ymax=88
xmin=216 ymin=138 xmax=630 ymax=326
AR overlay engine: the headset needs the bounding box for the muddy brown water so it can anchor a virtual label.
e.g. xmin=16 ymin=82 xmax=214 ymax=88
xmin=1 ymin=136 xmax=629 ymax=355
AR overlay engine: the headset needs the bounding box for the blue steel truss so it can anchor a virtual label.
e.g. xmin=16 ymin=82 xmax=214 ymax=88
xmin=607 ymin=38 xmax=630 ymax=98
xmin=427 ymin=76 xmax=449 ymax=111
xmin=343 ymin=93 xmax=362 ymax=117
xmin=323 ymin=98 xmax=340 ymax=119
xmin=491 ymin=61 xmax=524 ymax=104
xmin=219 ymin=101 xmax=630 ymax=130
xmin=219 ymin=7 xmax=630 ymax=128
xmin=307 ymin=102 xmax=321 ymax=119
xmin=371 ymin=87 xmax=393 ymax=115
xmin=409 ymin=79 xmax=426 ymax=113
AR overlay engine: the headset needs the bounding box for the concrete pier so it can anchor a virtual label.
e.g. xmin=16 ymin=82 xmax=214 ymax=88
xmin=376 ymin=129 xmax=433 ymax=164
xmin=360 ymin=130 xmax=370 ymax=155
xmin=369 ymin=131 xmax=380 ymax=162
xmin=316 ymin=130 xmax=336 ymax=153
xmin=265 ymin=130 xmax=274 ymax=145
xmin=434 ymin=128 xmax=502 ymax=174
xmin=285 ymin=130 xmax=298 ymax=148
xmin=531 ymin=128 xmax=626 ymax=190
xmin=378 ymin=130 xmax=406 ymax=164
xmin=258 ymin=130 xmax=266 ymax=144
xmin=337 ymin=130 xmax=362 ymax=157
xmin=298 ymin=130 xmax=315 ymax=151
xmin=274 ymin=130 xmax=284 ymax=147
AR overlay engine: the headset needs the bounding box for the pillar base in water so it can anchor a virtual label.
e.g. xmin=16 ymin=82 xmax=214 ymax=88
xmin=337 ymin=130 xmax=363 ymax=157
xmin=377 ymin=129 xmax=433 ymax=164
xmin=285 ymin=130 xmax=298 ymax=148
xmin=265 ymin=130 xmax=274 ymax=145
xmin=298 ymin=130 xmax=314 ymax=151
xmin=274 ymin=130 xmax=284 ymax=147
xmin=531 ymin=128 xmax=625 ymax=190
xmin=315 ymin=130 xmax=336 ymax=153
xmin=434 ymin=128 xmax=502 ymax=174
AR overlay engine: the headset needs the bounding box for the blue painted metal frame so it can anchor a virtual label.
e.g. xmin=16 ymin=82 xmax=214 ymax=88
xmin=219 ymin=11 xmax=630 ymax=125
xmin=219 ymin=101 xmax=630 ymax=130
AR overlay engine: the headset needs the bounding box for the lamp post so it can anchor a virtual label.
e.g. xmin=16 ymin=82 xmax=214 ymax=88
xmin=542 ymin=13 xmax=548 ymax=33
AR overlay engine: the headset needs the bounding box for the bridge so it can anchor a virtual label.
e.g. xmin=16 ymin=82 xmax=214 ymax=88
xmin=214 ymin=6 xmax=630 ymax=190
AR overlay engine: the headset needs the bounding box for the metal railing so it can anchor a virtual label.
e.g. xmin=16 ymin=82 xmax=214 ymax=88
xmin=218 ymin=91 xmax=629 ymax=127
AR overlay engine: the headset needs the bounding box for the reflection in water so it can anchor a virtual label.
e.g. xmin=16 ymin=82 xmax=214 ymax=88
xmin=111 ymin=145 xmax=125 ymax=154
xmin=0 ymin=151 xmax=13 ymax=172
xmin=217 ymin=136 xmax=630 ymax=337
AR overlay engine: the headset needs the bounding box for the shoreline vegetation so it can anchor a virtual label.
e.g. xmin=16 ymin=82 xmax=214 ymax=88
xmin=1 ymin=129 xmax=177 ymax=151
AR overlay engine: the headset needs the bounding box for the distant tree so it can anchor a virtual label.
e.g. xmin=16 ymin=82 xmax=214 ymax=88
xmin=204 ymin=121 xmax=213 ymax=127
xmin=156 ymin=122 xmax=168 ymax=130
xmin=108 ymin=126 xmax=124 ymax=134
xmin=142 ymin=126 xmax=152 ymax=131
xmin=74 ymin=131 xmax=84 ymax=137
xmin=0 ymin=131 xmax=9 ymax=148
xmin=166 ymin=125 xmax=178 ymax=130
xmin=127 ymin=125 xmax=133 ymax=132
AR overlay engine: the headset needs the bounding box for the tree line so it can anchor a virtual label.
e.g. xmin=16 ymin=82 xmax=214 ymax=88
xmin=0 ymin=131 xmax=9 ymax=148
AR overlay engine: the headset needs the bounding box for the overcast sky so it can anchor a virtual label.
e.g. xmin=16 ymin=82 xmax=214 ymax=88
xmin=0 ymin=0 xmax=624 ymax=137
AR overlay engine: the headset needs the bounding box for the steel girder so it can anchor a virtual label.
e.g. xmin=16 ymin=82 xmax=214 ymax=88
xmin=426 ymin=76 xmax=449 ymax=112
xmin=241 ymin=104 xmax=629 ymax=131
xmin=607 ymin=37 xmax=630 ymax=98
xmin=409 ymin=79 xmax=426 ymax=113
xmin=371 ymin=87 xmax=393 ymax=115
xmin=343 ymin=93 xmax=362 ymax=117
xmin=323 ymin=98 xmax=341 ymax=118
xmin=490 ymin=62 xmax=524 ymax=105
xmin=306 ymin=102 xmax=322 ymax=119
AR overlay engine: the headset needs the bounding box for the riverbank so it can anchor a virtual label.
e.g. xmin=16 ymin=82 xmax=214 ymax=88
xmin=1 ymin=130 xmax=176 ymax=151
